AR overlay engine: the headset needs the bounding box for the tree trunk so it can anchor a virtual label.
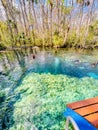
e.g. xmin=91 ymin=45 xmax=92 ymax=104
xmin=31 ymin=0 xmax=39 ymax=33
xmin=57 ymin=0 xmax=60 ymax=34
xmin=83 ymin=0 xmax=95 ymax=46
xmin=40 ymin=2 xmax=45 ymax=46
xmin=20 ymin=0 xmax=28 ymax=35
xmin=7 ymin=0 xmax=18 ymax=35
xmin=1 ymin=0 xmax=15 ymax=47
xmin=23 ymin=0 xmax=30 ymax=35
xmin=50 ymin=3 xmax=53 ymax=46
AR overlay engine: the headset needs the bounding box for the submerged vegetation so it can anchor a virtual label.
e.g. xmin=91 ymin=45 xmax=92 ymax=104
xmin=4 ymin=73 xmax=98 ymax=130
xmin=0 ymin=0 xmax=98 ymax=50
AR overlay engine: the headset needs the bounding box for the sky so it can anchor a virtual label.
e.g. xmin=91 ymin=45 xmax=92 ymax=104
xmin=0 ymin=0 xmax=98 ymax=21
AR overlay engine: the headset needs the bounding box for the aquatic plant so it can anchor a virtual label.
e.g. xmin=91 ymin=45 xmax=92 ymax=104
xmin=8 ymin=72 xmax=98 ymax=130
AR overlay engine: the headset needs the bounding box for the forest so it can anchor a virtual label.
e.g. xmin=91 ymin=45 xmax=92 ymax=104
xmin=0 ymin=0 xmax=98 ymax=50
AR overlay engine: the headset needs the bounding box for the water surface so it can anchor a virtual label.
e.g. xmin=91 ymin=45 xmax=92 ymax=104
xmin=1 ymin=48 xmax=98 ymax=79
xmin=0 ymin=48 xmax=98 ymax=130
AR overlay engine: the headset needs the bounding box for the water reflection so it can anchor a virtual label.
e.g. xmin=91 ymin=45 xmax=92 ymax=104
xmin=1 ymin=48 xmax=98 ymax=81
xmin=0 ymin=48 xmax=34 ymax=129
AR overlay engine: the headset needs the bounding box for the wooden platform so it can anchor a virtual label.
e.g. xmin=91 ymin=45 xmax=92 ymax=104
xmin=66 ymin=96 xmax=98 ymax=128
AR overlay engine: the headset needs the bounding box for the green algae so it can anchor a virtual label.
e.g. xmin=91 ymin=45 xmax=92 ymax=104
xmin=9 ymin=73 xmax=98 ymax=130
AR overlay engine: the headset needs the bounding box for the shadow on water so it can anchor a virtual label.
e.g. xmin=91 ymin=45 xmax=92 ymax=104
xmin=0 ymin=48 xmax=98 ymax=129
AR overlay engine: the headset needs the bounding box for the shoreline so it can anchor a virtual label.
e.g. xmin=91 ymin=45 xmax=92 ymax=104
xmin=0 ymin=44 xmax=98 ymax=52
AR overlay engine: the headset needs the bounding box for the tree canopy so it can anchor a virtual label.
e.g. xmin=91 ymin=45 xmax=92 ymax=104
xmin=0 ymin=0 xmax=98 ymax=49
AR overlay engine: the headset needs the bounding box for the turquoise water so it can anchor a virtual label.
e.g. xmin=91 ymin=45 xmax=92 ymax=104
xmin=0 ymin=48 xmax=98 ymax=130
xmin=1 ymin=49 xmax=98 ymax=79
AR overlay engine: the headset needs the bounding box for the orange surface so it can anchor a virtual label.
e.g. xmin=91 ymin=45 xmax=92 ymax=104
xmin=75 ymin=104 xmax=98 ymax=116
xmin=67 ymin=96 xmax=98 ymax=128
xmin=67 ymin=96 xmax=98 ymax=109
xmin=85 ymin=113 xmax=98 ymax=128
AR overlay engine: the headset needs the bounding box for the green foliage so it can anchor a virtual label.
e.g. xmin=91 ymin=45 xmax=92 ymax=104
xmin=35 ymin=38 xmax=43 ymax=46
xmin=66 ymin=32 xmax=77 ymax=47
xmin=0 ymin=19 xmax=98 ymax=49
xmin=62 ymin=6 xmax=72 ymax=15
xmin=85 ymin=33 xmax=95 ymax=45
xmin=16 ymin=33 xmax=33 ymax=46
xmin=0 ymin=43 xmax=6 ymax=50
xmin=0 ymin=21 xmax=12 ymax=48
xmin=48 ymin=0 xmax=54 ymax=4
xmin=53 ymin=33 xmax=63 ymax=47
xmin=7 ymin=20 xmax=17 ymax=29
xmin=89 ymin=21 xmax=98 ymax=36
xmin=76 ymin=0 xmax=83 ymax=4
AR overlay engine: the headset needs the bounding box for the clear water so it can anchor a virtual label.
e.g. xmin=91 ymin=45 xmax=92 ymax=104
xmin=1 ymin=48 xmax=98 ymax=79
xmin=0 ymin=48 xmax=98 ymax=130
